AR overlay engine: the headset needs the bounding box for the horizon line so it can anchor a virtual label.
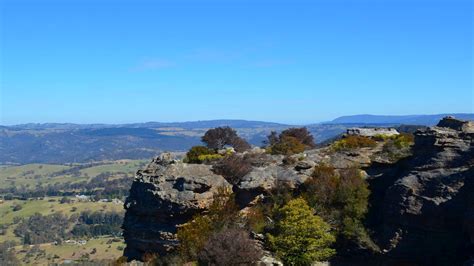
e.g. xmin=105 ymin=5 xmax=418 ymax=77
xmin=1 ymin=112 xmax=473 ymax=127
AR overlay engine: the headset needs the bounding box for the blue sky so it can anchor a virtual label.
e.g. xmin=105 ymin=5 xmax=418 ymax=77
xmin=0 ymin=0 xmax=472 ymax=125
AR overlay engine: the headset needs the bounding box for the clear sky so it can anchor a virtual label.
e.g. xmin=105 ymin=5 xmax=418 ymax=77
xmin=0 ymin=0 xmax=472 ymax=125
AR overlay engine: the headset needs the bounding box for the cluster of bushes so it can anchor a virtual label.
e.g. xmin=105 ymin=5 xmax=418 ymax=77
xmin=378 ymin=133 xmax=415 ymax=161
xmin=234 ymin=164 xmax=372 ymax=264
xmin=201 ymin=126 xmax=251 ymax=152
xmin=169 ymin=185 xmax=338 ymax=265
xmin=265 ymin=127 xmax=315 ymax=155
xmin=14 ymin=213 xmax=71 ymax=244
xmin=332 ymin=135 xmax=377 ymax=151
xmin=333 ymin=133 xmax=415 ymax=154
xmin=71 ymin=211 xmax=123 ymax=237
xmin=301 ymin=164 xmax=374 ymax=248
xmin=185 ymin=126 xmax=318 ymax=165
xmin=185 ymin=127 xmax=251 ymax=164
xmin=0 ymin=241 xmax=20 ymax=265
xmin=175 ymin=188 xmax=262 ymax=265
xmin=376 ymin=133 xmax=414 ymax=148
xmin=184 ymin=146 xmax=223 ymax=164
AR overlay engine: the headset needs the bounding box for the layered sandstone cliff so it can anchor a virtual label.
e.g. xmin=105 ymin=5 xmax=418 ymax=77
xmin=367 ymin=117 xmax=474 ymax=265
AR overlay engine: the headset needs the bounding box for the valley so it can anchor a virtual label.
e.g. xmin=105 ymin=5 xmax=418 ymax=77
xmin=0 ymin=161 xmax=142 ymax=265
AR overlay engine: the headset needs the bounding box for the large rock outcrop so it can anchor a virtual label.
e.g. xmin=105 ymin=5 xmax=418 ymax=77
xmin=122 ymin=154 xmax=231 ymax=260
xmin=367 ymin=117 xmax=474 ymax=265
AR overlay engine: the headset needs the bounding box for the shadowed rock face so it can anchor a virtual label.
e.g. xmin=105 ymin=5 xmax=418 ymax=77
xmin=367 ymin=117 xmax=474 ymax=265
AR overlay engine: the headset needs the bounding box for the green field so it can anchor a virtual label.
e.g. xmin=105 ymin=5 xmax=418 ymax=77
xmin=0 ymin=197 xmax=124 ymax=225
xmin=0 ymin=160 xmax=147 ymax=189
xmin=0 ymin=164 xmax=73 ymax=189
xmin=0 ymin=197 xmax=125 ymax=243
xmin=12 ymin=236 xmax=125 ymax=265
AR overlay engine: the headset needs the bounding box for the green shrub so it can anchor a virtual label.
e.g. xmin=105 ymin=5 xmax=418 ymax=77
xmin=177 ymin=188 xmax=240 ymax=260
xmin=212 ymin=154 xmax=253 ymax=185
xmin=279 ymin=127 xmax=316 ymax=148
xmin=197 ymin=154 xmax=223 ymax=163
xmin=12 ymin=204 xmax=23 ymax=212
xmin=378 ymin=133 xmax=415 ymax=161
xmin=177 ymin=215 xmax=214 ymax=260
xmin=372 ymin=134 xmax=396 ymax=141
xmin=393 ymin=133 xmax=414 ymax=148
xmin=270 ymin=136 xmax=306 ymax=155
xmin=302 ymin=166 xmax=371 ymax=245
xmin=332 ymin=135 xmax=377 ymax=151
xmin=373 ymin=133 xmax=414 ymax=148
xmin=198 ymin=228 xmax=262 ymax=265
xmin=246 ymin=206 xmax=266 ymax=233
xmin=185 ymin=146 xmax=216 ymax=164
xmin=201 ymin=127 xmax=251 ymax=152
xmin=265 ymin=128 xmax=315 ymax=155
xmin=268 ymin=198 xmax=336 ymax=265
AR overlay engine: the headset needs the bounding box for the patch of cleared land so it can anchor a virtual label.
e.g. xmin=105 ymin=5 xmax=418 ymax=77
xmin=12 ymin=236 xmax=125 ymax=265
xmin=0 ymin=160 xmax=147 ymax=189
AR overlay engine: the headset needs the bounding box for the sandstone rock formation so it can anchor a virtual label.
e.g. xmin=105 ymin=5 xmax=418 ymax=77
xmin=122 ymin=117 xmax=473 ymax=265
xmin=122 ymin=153 xmax=231 ymax=260
xmin=367 ymin=117 xmax=474 ymax=265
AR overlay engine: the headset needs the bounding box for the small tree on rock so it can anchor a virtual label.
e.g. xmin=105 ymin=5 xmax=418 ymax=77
xmin=201 ymin=127 xmax=250 ymax=152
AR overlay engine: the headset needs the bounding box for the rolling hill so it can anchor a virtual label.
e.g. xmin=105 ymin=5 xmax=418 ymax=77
xmin=1 ymin=114 xmax=472 ymax=164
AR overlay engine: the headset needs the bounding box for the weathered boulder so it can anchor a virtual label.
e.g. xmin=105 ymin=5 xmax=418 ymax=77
xmin=235 ymin=158 xmax=311 ymax=207
xmin=437 ymin=116 xmax=474 ymax=133
xmin=122 ymin=153 xmax=231 ymax=260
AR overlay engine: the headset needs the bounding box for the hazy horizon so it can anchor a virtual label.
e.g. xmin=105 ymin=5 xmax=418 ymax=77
xmin=1 ymin=112 xmax=473 ymax=126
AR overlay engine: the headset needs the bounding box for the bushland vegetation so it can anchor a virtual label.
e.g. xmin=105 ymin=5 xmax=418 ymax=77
xmin=212 ymin=154 xmax=253 ymax=185
xmin=332 ymin=135 xmax=377 ymax=151
xmin=265 ymin=127 xmax=315 ymax=155
xmin=201 ymin=126 xmax=251 ymax=152
xmin=301 ymin=164 xmax=375 ymax=250
xmin=176 ymin=188 xmax=258 ymax=264
xmin=12 ymin=210 xmax=123 ymax=244
xmin=267 ymin=198 xmax=336 ymax=265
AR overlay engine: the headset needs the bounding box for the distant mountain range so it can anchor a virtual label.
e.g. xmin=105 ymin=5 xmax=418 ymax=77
xmin=1 ymin=113 xmax=472 ymax=164
xmin=327 ymin=113 xmax=474 ymax=125
xmin=7 ymin=120 xmax=287 ymax=130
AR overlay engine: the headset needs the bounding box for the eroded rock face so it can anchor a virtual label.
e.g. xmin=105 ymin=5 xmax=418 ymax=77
xmin=122 ymin=153 xmax=231 ymax=260
xmin=368 ymin=117 xmax=474 ymax=265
